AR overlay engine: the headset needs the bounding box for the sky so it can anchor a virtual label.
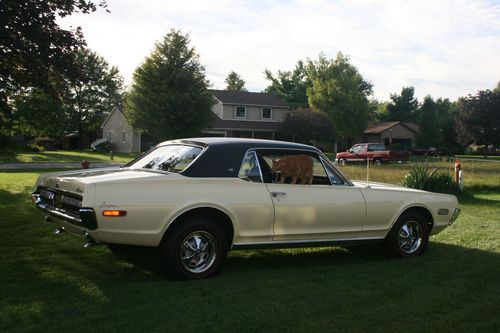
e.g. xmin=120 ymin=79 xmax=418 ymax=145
xmin=59 ymin=0 xmax=500 ymax=101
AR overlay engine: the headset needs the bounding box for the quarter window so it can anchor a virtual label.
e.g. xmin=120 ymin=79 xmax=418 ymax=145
xmin=261 ymin=107 xmax=272 ymax=119
xmin=238 ymin=151 xmax=262 ymax=182
xmin=235 ymin=106 xmax=246 ymax=118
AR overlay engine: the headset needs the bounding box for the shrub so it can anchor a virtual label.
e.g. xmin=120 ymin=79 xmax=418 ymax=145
xmin=402 ymin=163 xmax=459 ymax=194
xmin=27 ymin=143 xmax=45 ymax=152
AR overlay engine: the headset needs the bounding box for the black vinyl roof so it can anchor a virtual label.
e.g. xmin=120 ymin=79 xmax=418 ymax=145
xmin=156 ymin=138 xmax=319 ymax=178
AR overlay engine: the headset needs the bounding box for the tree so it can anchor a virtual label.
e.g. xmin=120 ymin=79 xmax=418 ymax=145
xmin=386 ymin=86 xmax=419 ymax=121
xmin=224 ymin=71 xmax=247 ymax=92
xmin=435 ymin=98 xmax=461 ymax=154
xmin=280 ymin=108 xmax=334 ymax=143
xmin=306 ymin=53 xmax=373 ymax=144
xmin=14 ymin=89 xmax=65 ymax=138
xmin=416 ymin=96 xmax=439 ymax=148
xmin=0 ymin=0 xmax=107 ymax=136
xmin=456 ymin=89 xmax=500 ymax=157
xmin=125 ymin=29 xmax=214 ymax=141
xmin=368 ymin=99 xmax=389 ymax=121
xmin=60 ymin=49 xmax=123 ymax=147
xmin=264 ymin=61 xmax=310 ymax=108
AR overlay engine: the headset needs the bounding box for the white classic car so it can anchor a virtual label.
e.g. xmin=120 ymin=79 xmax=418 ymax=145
xmin=32 ymin=138 xmax=460 ymax=279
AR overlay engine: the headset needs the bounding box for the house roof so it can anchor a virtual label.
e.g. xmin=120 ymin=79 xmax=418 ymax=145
xmin=211 ymin=89 xmax=287 ymax=108
xmin=365 ymin=121 xmax=419 ymax=134
xmin=212 ymin=115 xmax=280 ymax=131
xmin=101 ymin=106 xmax=126 ymax=129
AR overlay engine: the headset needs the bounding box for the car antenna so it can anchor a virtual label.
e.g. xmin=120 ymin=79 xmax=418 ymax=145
xmin=366 ymin=157 xmax=371 ymax=188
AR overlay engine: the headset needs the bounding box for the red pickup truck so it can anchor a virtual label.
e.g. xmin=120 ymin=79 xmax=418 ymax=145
xmin=336 ymin=143 xmax=410 ymax=166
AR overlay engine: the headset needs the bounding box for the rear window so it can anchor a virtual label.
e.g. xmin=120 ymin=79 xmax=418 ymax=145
xmin=127 ymin=144 xmax=203 ymax=173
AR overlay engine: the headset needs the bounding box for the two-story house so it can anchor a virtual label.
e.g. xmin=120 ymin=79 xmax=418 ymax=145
xmin=206 ymin=90 xmax=288 ymax=140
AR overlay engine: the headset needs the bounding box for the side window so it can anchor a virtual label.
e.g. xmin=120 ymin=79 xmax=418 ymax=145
xmin=321 ymin=158 xmax=346 ymax=185
xmin=351 ymin=145 xmax=360 ymax=154
xmin=257 ymin=151 xmax=330 ymax=185
xmin=238 ymin=151 xmax=262 ymax=183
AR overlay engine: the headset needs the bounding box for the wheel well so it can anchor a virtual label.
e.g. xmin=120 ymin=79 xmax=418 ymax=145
xmin=400 ymin=206 xmax=434 ymax=232
xmin=162 ymin=207 xmax=234 ymax=247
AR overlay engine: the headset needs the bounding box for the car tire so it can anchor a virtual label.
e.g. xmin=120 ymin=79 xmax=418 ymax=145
xmin=384 ymin=211 xmax=429 ymax=258
xmin=161 ymin=218 xmax=228 ymax=280
xmin=338 ymin=158 xmax=346 ymax=166
xmin=372 ymin=158 xmax=382 ymax=166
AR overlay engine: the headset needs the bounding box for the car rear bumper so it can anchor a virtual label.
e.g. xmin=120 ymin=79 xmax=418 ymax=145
xmin=32 ymin=193 xmax=98 ymax=230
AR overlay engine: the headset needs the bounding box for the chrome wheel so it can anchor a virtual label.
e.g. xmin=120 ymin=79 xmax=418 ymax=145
xmin=398 ymin=221 xmax=423 ymax=254
xmin=338 ymin=158 xmax=346 ymax=166
xmin=373 ymin=159 xmax=382 ymax=166
xmin=179 ymin=231 xmax=217 ymax=274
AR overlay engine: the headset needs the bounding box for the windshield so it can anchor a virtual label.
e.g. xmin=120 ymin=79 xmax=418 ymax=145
xmin=127 ymin=144 xmax=203 ymax=173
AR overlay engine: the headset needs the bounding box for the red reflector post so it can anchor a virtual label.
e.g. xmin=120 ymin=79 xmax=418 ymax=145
xmin=102 ymin=210 xmax=127 ymax=217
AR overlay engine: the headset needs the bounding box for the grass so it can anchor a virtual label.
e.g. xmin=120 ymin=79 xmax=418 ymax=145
xmin=0 ymin=161 xmax=499 ymax=332
xmin=0 ymin=150 xmax=138 ymax=164
xmin=456 ymin=154 xmax=500 ymax=161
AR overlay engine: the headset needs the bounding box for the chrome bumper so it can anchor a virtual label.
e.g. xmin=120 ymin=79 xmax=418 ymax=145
xmin=449 ymin=208 xmax=461 ymax=225
xmin=32 ymin=194 xmax=97 ymax=230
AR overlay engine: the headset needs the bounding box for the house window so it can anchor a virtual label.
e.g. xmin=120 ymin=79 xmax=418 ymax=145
xmin=261 ymin=107 xmax=272 ymax=120
xmin=121 ymin=130 xmax=126 ymax=143
xmin=235 ymin=106 xmax=246 ymax=118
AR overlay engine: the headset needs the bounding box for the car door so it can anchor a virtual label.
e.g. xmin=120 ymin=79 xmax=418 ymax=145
xmin=348 ymin=144 xmax=365 ymax=162
xmin=256 ymin=150 xmax=367 ymax=241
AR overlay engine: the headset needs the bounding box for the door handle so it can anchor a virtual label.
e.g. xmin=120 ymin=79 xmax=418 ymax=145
xmin=271 ymin=192 xmax=286 ymax=198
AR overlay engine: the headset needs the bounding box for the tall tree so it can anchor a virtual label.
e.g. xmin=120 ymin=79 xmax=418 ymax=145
xmin=60 ymin=49 xmax=123 ymax=147
xmin=416 ymin=96 xmax=439 ymax=148
xmin=264 ymin=61 xmax=310 ymax=108
xmin=435 ymin=98 xmax=461 ymax=154
xmin=14 ymin=89 xmax=65 ymax=138
xmin=280 ymin=108 xmax=334 ymax=144
xmin=125 ymin=29 xmax=214 ymax=141
xmin=224 ymin=71 xmax=247 ymax=92
xmin=386 ymin=86 xmax=419 ymax=121
xmin=0 ymin=0 xmax=107 ymax=136
xmin=306 ymin=53 xmax=373 ymax=144
xmin=456 ymin=89 xmax=500 ymax=157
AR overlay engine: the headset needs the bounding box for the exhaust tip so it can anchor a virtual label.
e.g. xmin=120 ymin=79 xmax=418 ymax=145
xmin=83 ymin=231 xmax=99 ymax=248
xmin=83 ymin=241 xmax=96 ymax=248
xmin=53 ymin=227 xmax=64 ymax=235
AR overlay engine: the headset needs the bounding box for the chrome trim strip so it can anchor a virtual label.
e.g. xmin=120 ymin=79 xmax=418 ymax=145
xmin=232 ymin=236 xmax=384 ymax=250
xmin=449 ymin=208 xmax=461 ymax=225
xmin=252 ymin=150 xmax=264 ymax=183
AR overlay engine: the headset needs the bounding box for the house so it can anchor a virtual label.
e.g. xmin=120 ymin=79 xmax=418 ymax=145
xmin=101 ymin=107 xmax=141 ymax=153
xmin=207 ymin=90 xmax=288 ymax=139
xmin=364 ymin=121 xmax=419 ymax=150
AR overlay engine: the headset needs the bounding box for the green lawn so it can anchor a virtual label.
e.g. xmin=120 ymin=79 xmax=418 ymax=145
xmin=0 ymin=161 xmax=499 ymax=332
xmin=456 ymin=154 xmax=500 ymax=161
xmin=0 ymin=150 xmax=138 ymax=164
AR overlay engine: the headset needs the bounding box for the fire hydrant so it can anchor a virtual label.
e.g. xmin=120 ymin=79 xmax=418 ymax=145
xmin=81 ymin=160 xmax=90 ymax=169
